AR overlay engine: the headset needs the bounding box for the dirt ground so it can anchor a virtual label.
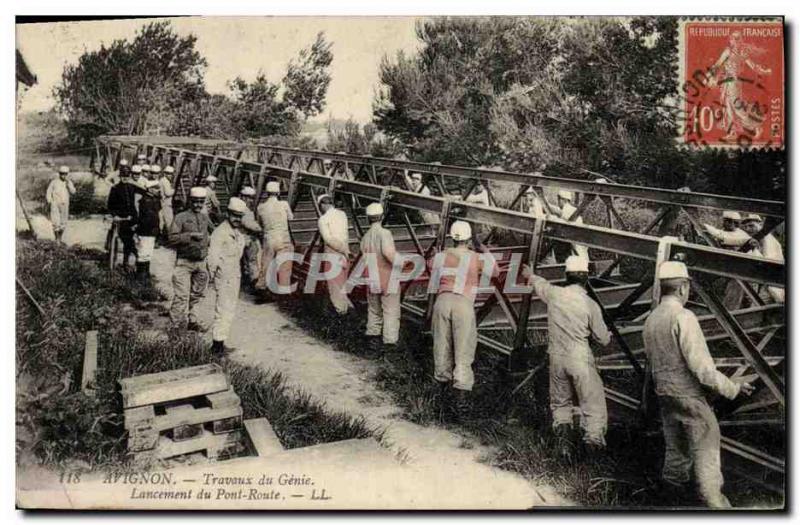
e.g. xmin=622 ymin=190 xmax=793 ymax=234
xmin=54 ymin=215 xmax=570 ymax=508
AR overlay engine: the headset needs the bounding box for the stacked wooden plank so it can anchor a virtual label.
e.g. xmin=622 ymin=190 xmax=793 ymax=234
xmin=120 ymin=364 xmax=247 ymax=463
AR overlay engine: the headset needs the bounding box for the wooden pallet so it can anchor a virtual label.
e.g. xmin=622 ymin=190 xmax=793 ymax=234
xmin=125 ymin=388 xmax=243 ymax=452
xmin=120 ymin=365 xmax=248 ymax=463
xmin=131 ymin=428 xmax=248 ymax=463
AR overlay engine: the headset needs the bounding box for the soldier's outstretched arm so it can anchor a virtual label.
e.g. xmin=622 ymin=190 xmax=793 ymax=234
xmin=676 ymin=310 xmax=741 ymax=399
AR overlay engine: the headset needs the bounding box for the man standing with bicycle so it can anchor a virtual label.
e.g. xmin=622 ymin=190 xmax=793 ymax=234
xmin=107 ymin=164 xmax=144 ymax=271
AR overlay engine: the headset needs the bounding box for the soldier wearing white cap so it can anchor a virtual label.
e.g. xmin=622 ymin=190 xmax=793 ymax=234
xmin=704 ymin=211 xmax=750 ymax=248
xmin=522 ymin=255 xmax=611 ymax=457
xmin=523 ymin=186 xmax=546 ymax=218
xmin=158 ymin=166 xmax=176 ymax=234
xmin=553 ymin=189 xmax=589 ymax=261
xmin=404 ymin=171 xmax=441 ymax=227
xmin=317 ymin=193 xmax=353 ymax=314
xmin=429 ymin=220 xmax=499 ymax=420
xmin=134 ymin=180 xmax=162 ymax=284
xmin=46 ymin=166 xmax=76 ymax=243
xmin=131 ymin=164 xmax=146 ymax=189
xmin=168 ymin=187 xmax=212 ymax=330
xmin=148 ymin=164 xmax=161 ymax=181
xmin=237 ymin=186 xmax=263 ymax=288
xmin=360 ymin=202 xmax=401 ymax=352
xmin=643 ymin=259 xmax=753 ymax=507
xmin=204 ymin=175 xmax=221 ymax=224
xmin=256 ymin=181 xmax=295 ymax=298
xmin=207 ymin=197 xmax=249 ymax=356
xmin=705 ymin=211 xmax=752 ymax=309
xmin=741 ymin=214 xmax=785 ymax=303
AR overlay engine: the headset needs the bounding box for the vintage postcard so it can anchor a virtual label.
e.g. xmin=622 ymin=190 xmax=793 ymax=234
xmin=15 ymin=15 xmax=786 ymax=511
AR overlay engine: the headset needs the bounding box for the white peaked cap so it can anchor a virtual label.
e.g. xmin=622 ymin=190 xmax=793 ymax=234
xmin=227 ymin=197 xmax=248 ymax=215
xmin=558 ymin=190 xmax=574 ymax=200
xmin=658 ymin=261 xmax=690 ymax=280
xmin=205 ymin=175 xmax=218 ymax=183
xmin=58 ymin=166 xmax=70 ymax=174
xmin=366 ymin=203 xmax=384 ymax=216
xmin=164 ymin=166 xmax=175 ymax=173
xmin=722 ymin=211 xmax=742 ymax=220
xmin=150 ymin=165 xmax=161 ymax=173
xmin=450 ymin=220 xmax=472 ymax=241
xmin=131 ymin=165 xmax=142 ymax=173
xmin=137 ymin=154 xmax=147 ymax=160
xmin=317 ymin=193 xmax=332 ymax=205
xmin=240 ymin=186 xmax=256 ymax=196
xmin=743 ymin=213 xmax=763 ymax=223
xmin=189 ymin=187 xmax=207 ymax=199
xmin=410 ymin=172 xmax=423 ymax=180
xmin=119 ymin=159 xmax=129 ymax=166
xmin=595 ymin=178 xmax=608 ymax=183
xmin=266 ymin=181 xmax=281 ymax=193
xmin=565 ymin=255 xmax=589 ymax=273
xmin=141 ymin=164 xmax=151 ymax=171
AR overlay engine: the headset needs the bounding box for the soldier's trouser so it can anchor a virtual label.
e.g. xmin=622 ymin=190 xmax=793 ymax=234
xmin=50 ymin=202 xmax=68 ymax=233
xmin=432 ymin=292 xmax=477 ymax=391
xmin=722 ymin=279 xmax=745 ymax=310
xmin=323 ymin=247 xmax=352 ymax=314
xmin=160 ymin=204 xmax=174 ymax=234
xmin=118 ymin=224 xmax=137 ymax=266
xmin=257 ymin=238 xmax=294 ymax=292
xmin=242 ymin=238 xmax=260 ymax=283
xmin=212 ymin=270 xmax=241 ymax=342
xmin=658 ymin=395 xmax=729 ymax=508
xmin=365 ymin=292 xmax=401 ymax=344
xmin=549 ymin=352 xmax=608 ymax=446
xmin=170 ymin=258 xmax=209 ymax=324
xmin=136 ymin=236 xmax=156 ymax=263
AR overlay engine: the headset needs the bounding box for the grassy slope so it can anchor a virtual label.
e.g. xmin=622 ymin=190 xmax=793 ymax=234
xmin=16 ymin=239 xmax=378 ymax=470
xmin=277 ymin=293 xmax=783 ymax=509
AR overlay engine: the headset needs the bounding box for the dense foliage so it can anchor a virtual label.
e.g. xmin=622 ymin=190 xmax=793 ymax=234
xmin=54 ymin=22 xmax=333 ymax=145
xmin=374 ymin=17 xmax=785 ymax=199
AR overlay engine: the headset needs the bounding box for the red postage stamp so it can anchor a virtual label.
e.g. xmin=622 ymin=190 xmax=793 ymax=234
xmin=677 ymin=18 xmax=784 ymax=149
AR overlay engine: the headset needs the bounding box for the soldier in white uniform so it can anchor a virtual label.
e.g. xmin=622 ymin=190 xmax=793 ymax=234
xmin=741 ymin=214 xmax=785 ymax=304
xmin=158 ymin=165 xmax=176 ymax=235
xmin=256 ymin=181 xmax=295 ymax=299
xmin=207 ymin=197 xmax=248 ymax=356
xmin=237 ymin=186 xmax=263 ymax=289
xmin=45 ymin=166 xmax=76 ymax=243
xmin=404 ymin=171 xmax=441 ymax=227
xmin=523 ymin=255 xmax=611 ymax=456
xmin=360 ymin=203 xmax=400 ymax=353
xmin=317 ymin=194 xmax=353 ymax=314
xmin=704 ymin=211 xmax=753 ymax=309
xmin=643 ymin=260 xmax=753 ymax=508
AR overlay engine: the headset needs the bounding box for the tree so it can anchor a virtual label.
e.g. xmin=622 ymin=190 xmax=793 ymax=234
xmin=283 ymin=32 xmax=334 ymax=119
xmin=374 ymin=17 xmax=785 ymax=199
xmin=53 ymin=21 xmax=206 ymax=145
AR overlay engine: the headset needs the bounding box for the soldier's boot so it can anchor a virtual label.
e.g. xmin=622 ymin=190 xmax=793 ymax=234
xmin=143 ymin=262 xmax=152 ymax=287
xmin=135 ymin=262 xmax=148 ymax=285
xmin=451 ymin=388 xmax=473 ymax=423
xmin=581 ymin=439 xmax=606 ymax=461
xmin=211 ymin=340 xmax=225 ymax=357
xmin=187 ymin=314 xmax=202 ymax=332
xmin=553 ymin=424 xmax=574 ymax=461
xmin=436 ymin=381 xmax=450 ymax=422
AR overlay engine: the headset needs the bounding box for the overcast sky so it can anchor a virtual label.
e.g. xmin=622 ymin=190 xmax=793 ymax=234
xmin=16 ymin=16 xmax=422 ymax=123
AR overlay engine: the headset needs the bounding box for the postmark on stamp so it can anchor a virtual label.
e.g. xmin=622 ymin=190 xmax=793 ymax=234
xmin=677 ymin=18 xmax=784 ymax=149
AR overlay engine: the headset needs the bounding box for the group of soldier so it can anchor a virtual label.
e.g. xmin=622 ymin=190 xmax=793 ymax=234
xmin=44 ymin=158 xmax=783 ymax=508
